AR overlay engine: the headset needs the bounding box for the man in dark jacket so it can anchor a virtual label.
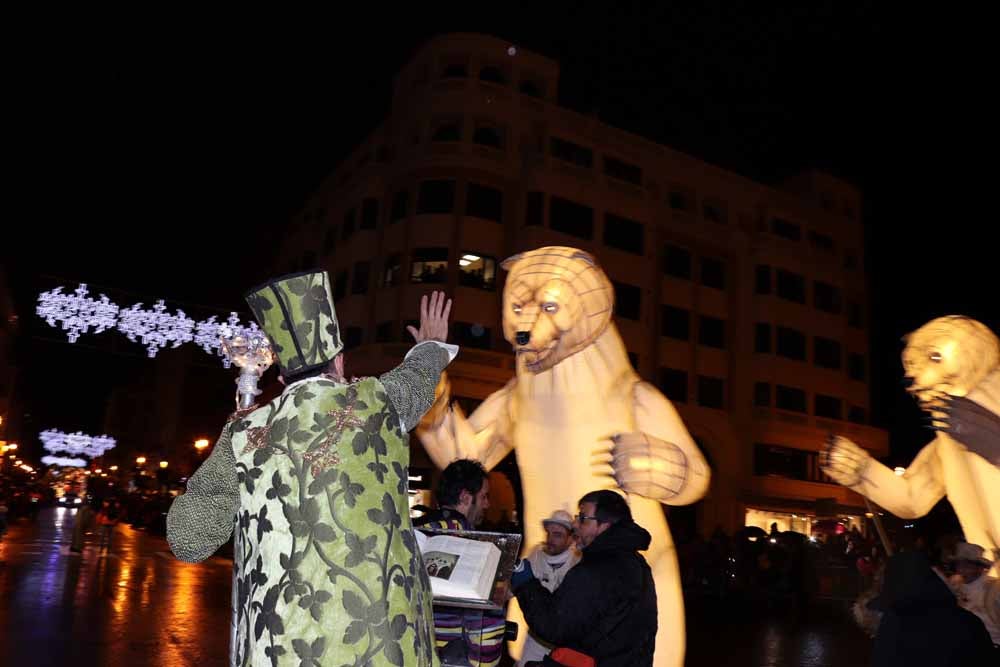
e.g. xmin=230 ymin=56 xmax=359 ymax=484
xmin=511 ymin=490 xmax=657 ymax=667
xmin=870 ymin=550 xmax=994 ymax=666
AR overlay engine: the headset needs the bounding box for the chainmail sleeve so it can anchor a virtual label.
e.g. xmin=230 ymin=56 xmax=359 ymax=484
xmin=166 ymin=425 xmax=239 ymax=562
xmin=379 ymin=341 xmax=451 ymax=432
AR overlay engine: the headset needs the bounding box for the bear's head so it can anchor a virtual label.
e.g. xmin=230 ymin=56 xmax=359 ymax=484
xmin=500 ymin=246 xmax=614 ymax=373
xmin=902 ymin=315 xmax=1000 ymax=408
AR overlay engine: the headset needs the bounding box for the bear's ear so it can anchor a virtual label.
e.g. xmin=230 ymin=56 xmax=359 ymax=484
xmin=500 ymin=253 xmax=525 ymax=271
xmin=570 ymin=250 xmax=597 ymax=267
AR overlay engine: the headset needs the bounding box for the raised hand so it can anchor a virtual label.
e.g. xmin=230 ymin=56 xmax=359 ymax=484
xmin=406 ymin=291 xmax=452 ymax=344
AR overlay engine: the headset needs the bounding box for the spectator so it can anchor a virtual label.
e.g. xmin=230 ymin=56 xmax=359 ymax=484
xmin=870 ymin=550 xmax=994 ymax=666
xmin=518 ymin=509 xmax=581 ymax=666
xmin=512 ymin=490 xmax=657 ymax=667
xmin=946 ymin=542 xmax=1000 ymax=648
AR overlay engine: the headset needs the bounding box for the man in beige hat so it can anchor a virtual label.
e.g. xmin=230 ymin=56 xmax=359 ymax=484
xmin=518 ymin=509 xmax=582 ymax=666
xmin=947 ymin=541 xmax=1000 ymax=647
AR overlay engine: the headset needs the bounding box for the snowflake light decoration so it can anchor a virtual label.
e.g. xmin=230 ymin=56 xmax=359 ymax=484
xmin=40 ymin=429 xmax=116 ymax=459
xmin=35 ymin=284 xmax=119 ymax=343
xmin=41 ymin=455 xmax=87 ymax=468
xmin=117 ymin=301 xmax=195 ymax=357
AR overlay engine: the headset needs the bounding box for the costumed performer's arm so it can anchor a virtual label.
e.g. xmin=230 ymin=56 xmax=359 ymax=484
xmin=821 ymin=435 xmax=945 ymax=519
xmin=166 ymin=425 xmax=239 ymax=562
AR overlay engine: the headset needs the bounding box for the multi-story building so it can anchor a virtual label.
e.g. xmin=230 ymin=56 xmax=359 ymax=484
xmin=275 ymin=33 xmax=888 ymax=536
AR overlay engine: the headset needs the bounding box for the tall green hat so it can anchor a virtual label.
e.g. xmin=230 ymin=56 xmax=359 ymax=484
xmin=244 ymin=270 xmax=342 ymax=378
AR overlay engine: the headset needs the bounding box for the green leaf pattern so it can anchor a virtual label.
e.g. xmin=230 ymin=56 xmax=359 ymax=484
xmin=230 ymin=377 xmax=437 ymax=666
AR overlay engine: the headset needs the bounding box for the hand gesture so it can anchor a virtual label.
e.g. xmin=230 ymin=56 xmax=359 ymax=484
xmin=407 ymin=291 xmax=452 ymax=344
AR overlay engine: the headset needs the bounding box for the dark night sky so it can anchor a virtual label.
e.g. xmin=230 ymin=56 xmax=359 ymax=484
xmin=5 ymin=4 xmax=995 ymax=467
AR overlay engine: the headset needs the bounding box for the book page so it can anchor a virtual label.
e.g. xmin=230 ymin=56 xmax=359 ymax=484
xmin=423 ymin=535 xmax=501 ymax=600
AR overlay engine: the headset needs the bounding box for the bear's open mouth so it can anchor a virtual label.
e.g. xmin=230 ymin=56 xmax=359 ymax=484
xmin=516 ymin=340 xmax=558 ymax=370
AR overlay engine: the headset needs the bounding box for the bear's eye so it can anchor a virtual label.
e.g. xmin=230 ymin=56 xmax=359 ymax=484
xmin=511 ymin=304 xmax=523 ymax=315
xmin=929 ymin=351 xmax=942 ymax=363
xmin=542 ymin=302 xmax=559 ymax=314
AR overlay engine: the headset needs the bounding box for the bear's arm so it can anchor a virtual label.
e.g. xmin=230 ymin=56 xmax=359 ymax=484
xmin=416 ymin=378 xmax=515 ymax=471
xmin=852 ymin=439 xmax=946 ymax=519
xmin=633 ymin=381 xmax=711 ymax=506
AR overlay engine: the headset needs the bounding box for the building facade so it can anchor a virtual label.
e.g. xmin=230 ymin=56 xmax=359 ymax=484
xmin=275 ymin=33 xmax=888 ymax=536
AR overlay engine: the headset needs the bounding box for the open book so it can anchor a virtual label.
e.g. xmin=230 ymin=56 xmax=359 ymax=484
xmin=416 ymin=531 xmax=502 ymax=603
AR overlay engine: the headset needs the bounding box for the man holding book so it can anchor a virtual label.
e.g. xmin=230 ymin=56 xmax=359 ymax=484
xmin=415 ymin=459 xmax=506 ymax=667
xmin=511 ymin=490 xmax=657 ymax=667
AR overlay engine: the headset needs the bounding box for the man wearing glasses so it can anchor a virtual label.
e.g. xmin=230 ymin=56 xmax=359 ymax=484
xmin=510 ymin=490 xmax=657 ymax=667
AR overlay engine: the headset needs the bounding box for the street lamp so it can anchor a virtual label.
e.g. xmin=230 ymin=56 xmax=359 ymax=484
xmin=159 ymin=461 xmax=168 ymax=469
xmin=136 ymin=456 xmax=147 ymax=465
xmin=194 ymin=438 xmax=210 ymax=451
xmin=109 ymin=465 xmax=118 ymax=471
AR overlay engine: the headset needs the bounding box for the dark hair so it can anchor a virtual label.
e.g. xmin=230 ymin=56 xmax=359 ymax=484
xmin=437 ymin=459 xmax=488 ymax=507
xmin=578 ymin=490 xmax=632 ymax=525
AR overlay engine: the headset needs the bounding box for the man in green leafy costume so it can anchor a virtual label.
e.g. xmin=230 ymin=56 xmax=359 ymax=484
xmin=167 ymin=270 xmax=456 ymax=667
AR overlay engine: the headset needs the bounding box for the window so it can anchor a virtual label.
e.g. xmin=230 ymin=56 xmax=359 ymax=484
xmin=813 ymin=337 xmax=842 ymax=370
xmin=658 ymin=368 xmax=688 ymax=403
xmin=814 ymin=281 xmax=842 ymax=314
xmin=662 ymin=245 xmax=691 ymax=279
xmin=754 ymin=444 xmax=809 ymax=480
xmin=815 ymin=394 xmax=843 ymax=420
xmin=361 ymin=198 xmax=378 ymax=230
xmin=755 ymin=265 xmax=772 ymax=294
xmin=375 ymin=321 xmax=395 ymax=343
xmin=465 ymin=183 xmax=503 ymax=222
xmin=849 ymin=353 xmax=866 ymax=381
xmin=382 ymin=254 xmax=402 ymax=287
xmin=390 ymin=190 xmax=409 ymax=223
xmin=703 ymin=201 xmax=727 ymax=224
xmin=473 ymin=124 xmax=505 ymax=149
xmin=458 ymin=253 xmax=496 ymax=290
xmin=323 ymin=226 xmax=337 ymax=255
xmin=776 ymin=269 xmax=806 ymax=304
xmin=776 ymin=327 xmax=807 ymax=360
xmin=416 ymin=180 xmax=456 ymax=215
xmin=771 ymin=217 xmax=802 ymax=241
xmin=479 ymin=66 xmax=506 ymax=84
xmin=848 ymin=301 xmax=864 ymax=328
xmin=698 ymin=316 xmax=726 ymax=349
xmin=351 ymin=262 xmax=370 ymax=295
xmin=550 ymin=137 xmax=593 ymax=169
xmin=453 ymin=322 xmax=492 ymax=349
xmin=661 ymin=306 xmax=690 ymax=340
xmin=755 ymin=323 xmax=772 ymax=353
xmin=333 ymin=270 xmax=348 ymax=301
xmin=613 ymin=282 xmax=641 ymax=320
xmin=775 ymin=385 xmax=807 ymax=413
xmin=441 ymin=63 xmax=467 ymax=78
xmin=549 ymin=197 xmax=594 ymax=239
xmin=525 ymin=191 xmax=544 ymax=226
xmin=603 ymin=156 xmax=642 ymax=185
xmin=410 ymin=248 xmax=448 ymax=284
xmin=341 ymin=208 xmax=356 ymax=241
xmin=344 ymin=327 xmax=363 ymax=348
xmin=848 ymin=406 xmax=867 ymax=424
xmin=700 ymin=257 xmax=726 ymax=290
xmin=808 ymin=231 xmax=836 ymax=253
xmin=698 ymin=376 xmax=725 ymax=409
xmin=754 ymin=382 xmax=771 ymax=407
xmin=668 ymin=191 xmax=690 ymax=212
xmin=519 ymin=79 xmax=542 ymax=97
xmin=431 ymin=120 xmax=462 ymax=142
xmin=603 ymin=213 xmax=644 ymax=255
